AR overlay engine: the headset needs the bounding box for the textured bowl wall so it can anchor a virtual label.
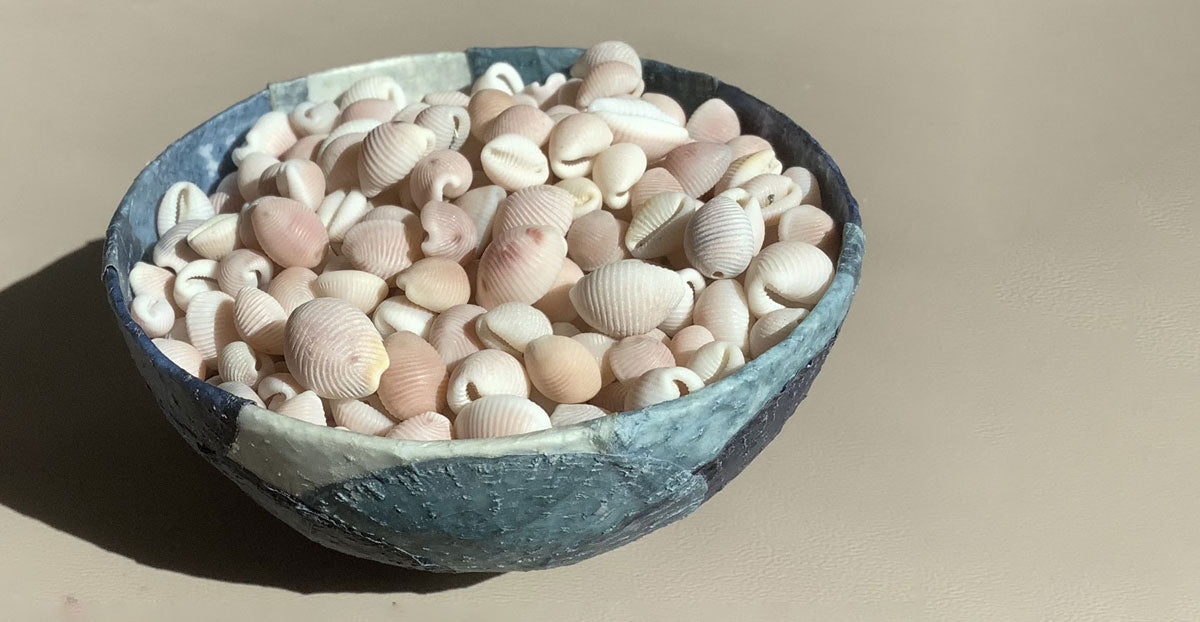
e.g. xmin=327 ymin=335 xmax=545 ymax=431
xmin=102 ymin=47 xmax=864 ymax=572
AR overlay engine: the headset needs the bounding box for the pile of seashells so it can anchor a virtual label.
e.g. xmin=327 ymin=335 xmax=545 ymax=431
xmin=131 ymin=41 xmax=839 ymax=441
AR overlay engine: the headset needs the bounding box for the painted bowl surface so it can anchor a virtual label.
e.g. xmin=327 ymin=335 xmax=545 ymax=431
xmin=102 ymin=46 xmax=864 ymax=572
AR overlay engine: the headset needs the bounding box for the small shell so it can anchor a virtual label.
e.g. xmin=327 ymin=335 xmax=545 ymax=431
xmin=482 ymin=105 xmax=555 ymax=147
xmin=339 ymin=98 xmax=399 ymax=124
xmin=275 ymin=159 xmax=326 ymax=210
xmin=635 ymin=92 xmax=685 ymax=126
xmin=186 ymin=213 xmax=240 ymax=261
xmin=173 ymin=259 xmax=220 ymax=312
xmin=414 ymin=105 xmax=472 ymax=151
xmin=624 ymin=366 xmax=705 ymax=410
xmin=669 ymin=324 xmax=715 ymax=366
xmin=185 ymin=290 xmax=238 ymax=365
xmin=725 ymin=134 xmax=772 ymax=160
xmin=534 ymin=257 xmax=583 ymax=322
xmin=686 ymin=98 xmax=741 ymax=144
xmin=545 ymin=104 xmax=579 ymax=122
xmin=692 ymin=279 xmax=751 ymax=354
xmin=554 ymin=177 xmax=603 ymax=219
xmin=394 ymin=257 xmax=471 ymax=313
xmin=447 ymin=349 xmax=531 ymax=414
xmin=131 ymin=262 xmax=176 ymax=302
xmin=479 ymin=133 xmax=549 ymax=191
xmin=625 ymin=192 xmax=697 ymax=260
xmin=236 ymin=152 xmax=279 ymax=202
xmin=571 ymin=332 xmax=617 ymax=386
xmin=322 ymin=118 xmax=382 ymax=156
xmin=281 ymin=134 xmax=325 ymax=162
xmin=372 ymin=295 xmax=435 ymax=339
xmin=609 ymin=335 xmax=675 ymax=383
xmin=684 ymin=196 xmax=755 ymax=279
xmin=330 ymin=398 xmax=395 ymax=436
xmin=285 ymin=298 xmax=389 ymax=400
xmin=586 ymin=97 xmax=689 ymax=161
xmin=591 ymin=143 xmax=647 ymax=211
xmin=571 ymin=41 xmax=642 ymax=79
xmin=409 ymin=150 xmax=473 ymax=207
xmin=265 ymin=266 xmax=318 ymax=314
xmin=656 ymin=268 xmax=705 ymax=337
xmin=419 ymin=200 xmax=478 ymax=264
xmin=712 ymin=148 xmax=783 ymax=194
xmin=315 ymin=190 xmax=372 ymax=244
xmin=317 ymin=133 xmax=364 ymax=191
xmin=357 ymin=122 xmax=437 ymax=197
xmin=377 ymin=331 xmax=448 ymax=419
xmin=453 ymin=185 xmax=506 ymax=255
xmin=427 ymin=303 xmax=486 ymax=369
xmin=749 ymin=307 xmax=810 ymax=358
xmin=741 ymin=174 xmax=805 ymax=225
xmin=152 ymin=338 xmax=207 ymax=379
xmin=233 ymin=286 xmax=288 ymax=355
xmin=313 ymin=270 xmax=389 ymax=313
xmin=423 ymin=90 xmax=471 ymax=107
xmin=782 ymin=166 xmax=823 ymax=207
xmin=589 ymin=380 xmax=629 ymax=412
xmin=393 ymin=102 xmax=430 ymax=124
xmin=521 ymin=72 xmax=567 ymax=107
xmin=717 ymin=188 xmax=766 ymax=255
xmin=157 ymin=182 xmax=215 ymax=236
xmin=778 ymin=205 xmax=840 ymax=256
xmin=454 ymin=395 xmax=550 ymax=439
xmin=273 ymin=391 xmax=328 ymax=427
xmin=232 ymin=111 xmax=298 ymax=164
xmin=257 ymin=372 xmax=305 ymax=408
xmin=217 ymin=381 xmax=265 ymax=407
xmin=341 ymin=219 xmax=415 ymax=280
xmin=216 ymin=249 xmax=273 ymax=296
xmin=475 ymin=225 xmax=568 ymax=308
xmin=217 ymin=341 xmax=275 ymax=388
xmin=471 ymin=62 xmax=524 ymax=95
xmin=493 ymin=184 xmax=575 ymax=235
xmin=569 ymin=259 xmax=685 ymax=338
xmin=385 ymin=411 xmax=453 ymax=440
xmin=552 ymin=321 xmax=581 ymax=337
xmin=467 ymin=89 xmax=516 ymax=140
xmin=474 ymin=302 xmax=552 ymax=356
xmin=629 ymin=167 xmax=685 ymax=210
xmin=550 ymin=403 xmax=609 ymax=427
xmin=661 ymin=142 xmax=734 ymax=198
xmin=567 ymin=210 xmax=629 ymax=272
xmin=687 ymin=341 xmax=745 ymax=385
xmin=289 ymin=101 xmax=339 ymax=137
xmin=131 ymin=295 xmax=177 ymax=338
xmin=250 ymin=197 xmax=329 ymax=269
xmin=523 ymin=335 xmax=602 ymax=404
xmin=338 ymin=75 xmax=406 ymax=108
xmin=547 ymin=113 xmax=613 ymax=179
xmin=575 ymin=61 xmax=644 ymax=108
xmin=743 ymin=241 xmax=835 ymax=316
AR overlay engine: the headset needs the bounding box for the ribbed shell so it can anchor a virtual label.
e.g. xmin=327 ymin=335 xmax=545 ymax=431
xmin=550 ymin=403 xmax=609 ymax=427
xmin=547 ymin=113 xmax=613 ymax=179
xmin=315 ymin=190 xmax=371 ymax=245
xmin=217 ymin=381 xmax=265 ymax=407
xmin=372 ymin=295 xmax=435 ymax=339
xmin=686 ymin=98 xmax=741 ymax=143
xmin=395 ymin=257 xmax=471 ymax=313
xmin=392 ymin=102 xmax=430 ymax=124
xmin=417 ymin=200 xmax=477 ymax=264
xmin=474 ymin=302 xmax=552 ymax=356
xmin=569 ymin=259 xmax=685 ymax=338
xmin=338 ymin=75 xmax=406 ymax=108
xmin=340 ymin=98 xmax=399 ymax=124
xmin=131 ymin=295 xmax=176 ymax=338
xmin=233 ymin=286 xmax=288 ymax=355
xmin=423 ymin=90 xmax=471 ymax=107
xmin=453 ymin=185 xmax=506 ymax=255
xmin=249 ymin=197 xmax=328 ymax=269
xmin=285 ymin=298 xmax=389 ymax=399
xmin=482 ymin=105 xmax=555 ymax=147
xmin=317 ymin=133 xmax=365 ymax=191
xmin=684 ymin=196 xmax=755 ymax=279
xmin=356 ymin=122 xmax=437 ymax=197
xmin=533 ymin=257 xmax=583 ymax=323
xmin=313 ymin=270 xmax=389 ymax=313
xmin=523 ymin=335 xmax=602 ymax=404
xmin=669 ymin=324 xmax=715 ymax=367
xmin=716 ymin=188 xmax=766 ymax=255
xmin=467 ymin=90 xmax=516 ymax=141
xmin=777 ymin=205 xmax=841 ymax=256
xmin=413 ymin=104 xmax=471 ymax=151
xmin=471 ymin=62 xmax=524 ymax=95
xmin=609 ymin=335 xmax=675 ymax=383
xmin=152 ymin=338 xmax=207 ymax=379
xmin=782 ymin=166 xmax=823 ymax=207
xmin=236 ymin=152 xmax=280 ymax=202
xmin=273 ymin=391 xmax=328 ymax=427
xmin=330 ymin=398 xmax=396 ymax=436
xmin=376 ymin=331 xmax=448 ymax=420
xmin=385 ymin=412 xmax=453 ymax=441
xmin=687 ymin=341 xmax=745 ymax=385
xmin=639 ymin=93 xmax=687 ymax=126
xmin=281 ymin=134 xmax=324 ymax=162
xmin=409 ymin=150 xmax=473 ymax=207
xmin=554 ymin=177 xmax=603 ymax=219
xmin=131 ymin=261 xmax=176 ymax=302
xmin=586 ymin=97 xmax=689 ymax=161
xmin=256 ymin=372 xmax=304 ymax=408
xmin=571 ymin=332 xmax=617 ymax=386
xmin=173 ymin=259 xmax=220 ymax=311
xmin=749 ymin=307 xmax=810 ymax=358
xmin=713 ymin=148 xmax=783 ymax=194
xmin=624 ymin=366 xmax=705 ymax=410
xmin=576 ymin=61 xmax=645 ymax=108
xmin=153 ymin=219 xmax=203 ymax=272
xmin=289 ymin=100 xmax=339 ymax=137
xmin=591 ymin=143 xmax=647 ymax=211
xmin=447 ymin=349 xmax=531 ymax=414
xmin=625 ymin=192 xmax=697 ymax=260
xmin=743 ymin=241 xmax=835 ymax=316
xmin=475 ymin=225 xmax=567 ymax=308
xmin=216 ymin=249 xmax=273 ymax=296
xmin=658 ymin=267 xmax=706 ymax=336
xmin=265 ymin=266 xmax=318 ymax=315
xmin=427 ymin=303 xmax=486 ymax=369
xmin=493 ymin=185 xmax=575 ymax=235
xmin=479 ymin=133 xmax=549 ymax=191
xmin=741 ymin=174 xmax=804 ymax=225
xmin=341 ymin=219 xmax=415 ymax=280
xmin=217 ymin=341 xmax=275 ymax=388
xmin=567 ymin=210 xmax=630 ymax=272
xmin=185 ymin=290 xmax=238 ymax=365
xmin=661 ymin=142 xmax=734 ymax=198
xmin=233 ymin=110 xmax=298 ymax=163
xmin=454 ymin=395 xmax=551 ymax=439
xmin=272 ymin=159 xmax=323 ymax=210
xmin=692 ymin=279 xmax=751 ymax=354
xmin=571 ymin=41 xmax=642 ymax=79
xmin=629 ymin=167 xmax=685 ymax=210
xmin=186 ymin=213 xmax=240 ymax=261
xmin=724 ymin=134 xmax=771 ymax=160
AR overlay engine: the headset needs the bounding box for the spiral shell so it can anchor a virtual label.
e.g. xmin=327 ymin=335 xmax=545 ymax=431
xmin=474 ymin=302 xmax=552 ymax=356
xmin=682 ymin=195 xmax=755 ymax=279
xmin=131 ymin=295 xmax=177 ymax=338
xmin=550 ymin=403 xmax=609 ymax=427
xmin=576 ymin=61 xmax=644 ymax=108
xmin=749 ymin=307 xmax=810 ymax=358
xmin=340 ymin=98 xmax=399 ymax=124
xmin=609 ymin=335 xmax=675 ymax=383
xmin=131 ymin=262 xmax=176 ymax=301
xmin=571 ymin=332 xmax=617 ymax=386
xmin=394 ymin=257 xmax=471 ymax=313
xmin=454 ymin=395 xmax=550 ymax=439
xmin=338 ymin=75 xmax=406 ymax=108
xmin=554 ymin=176 xmax=603 ymax=219
xmin=686 ymin=98 xmax=741 ymax=144
xmin=185 ymin=213 xmax=240 ymax=261
xmin=233 ymin=286 xmax=288 ymax=355
xmin=777 ymin=205 xmax=840 ymax=256
xmin=692 ymin=279 xmax=751 ymax=354
xmin=289 ymin=100 xmax=339 ymax=137
xmin=152 ymin=338 xmax=207 ymax=379
xmin=156 ymin=182 xmax=214 ymax=236
xmin=493 ymin=184 xmax=575 ymax=235
xmin=479 ymin=133 xmax=549 ymax=191
xmin=185 ymin=290 xmax=238 ymax=365
xmin=661 ymin=142 xmax=734 ymax=198
xmin=312 ymin=270 xmax=388 ymax=313
xmin=217 ymin=341 xmax=275 ymax=388
xmin=249 ymin=197 xmax=328 ymax=269
xmin=213 ymin=249 xmax=270 ymax=296
xmin=447 ymin=349 xmax=531 ymax=414
xmin=341 ymin=219 xmax=415 ymax=280
xmin=523 ymin=335 xmax=602 ymax=404
xmin=285 ymin=298 xmax=389 ymax=399
xmin=471 ymin=62 xmax=524 ymax=95
xmin=273 ymin=391 xmax=328 ymax=427
xmin=629 ymin=167 xmax=685 ymax=210
xmin=569 ymin=259 xmax=685 ymax=338
xmin=481 ymin=105 xmax=555 ymax=147
xmin=571 ymin=41 xmax=642 ymax=79
xmin=373 ymin=331 xmax=449 ymax=419
xmin=329 ymin=398 xmax=395 ymax=436
xmin=427 ymin=303 xmax=486 ymax=369
xmin=586 ymin=97 xmax=689 ymax=161
xmin=384 ymin=411 xmax=453 ymax=440
xmin=475 ymin=225 xmax=567 ymax=308
xmin=233 ymin=111 xmax=298 ymax=164
xmin=408 ymin=150 xmax=472 ymax=207
xmin=533 ymin=256 xmax=583 ymax=323
xmin=217 ymin=381 xmax=265 ymax=407
xmin=669 ymin=324 xmax=715 ymax=367
xmin=591 ymin=143 xmax=647 ymax=211
xmin=412 ymin=104 xmax=471 ymax=151
xmin=624 ymin=192 xmax=697 ymax=260
xmin=743 ymin=241 xmax=834 ymax=316
xmin=265 ymin=266 xmax=318 ymax=315
xmin=173 ymin=259 xmax=220 ymax=311
xmin=658 ymin=267 xmax=706 ymax=336
xmin=547 ymin=112 xmax=614 ymax=180
xmin=257 ymin=372 xmax=305 ymax=409
xmin=567 ymin=210 xmax=629 ymax=272
xmin=713 ymin=148 xmax=783 ymax=194
xmin=236 ymin=152 xmax=279 ymax=202
xmin=624 ymin=366 xmax=705 ymax=410
xmin=453 ymin=185 xmax=506 ymax=255
xmin=418 ymin=200 xmax=477 ymax=264
xmin=371 ymin=295 xmax=435 ymax=339
xmin=686 ymin=341 xmax=745 ymax=385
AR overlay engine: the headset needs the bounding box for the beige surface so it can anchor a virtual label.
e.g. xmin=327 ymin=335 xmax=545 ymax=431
xmin=2 ymin=1 xmax=1198 ymax=620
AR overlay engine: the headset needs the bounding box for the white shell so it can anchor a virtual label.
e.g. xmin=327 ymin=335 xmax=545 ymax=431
xmin=479 ymin=133 xmax=549 ymax=191
xmin=216 ymin=249 xmax=273 ymax=296
xmin=372 ymin=295 xmax=436 ymax=339
xmin=454 ymin=395 xmax=550 ymax=439
xmin=217 ymin=341 xmax=275 ymax=388
xmin=273 ymin=391 xmax=328 ymax=427
xmin=686 ymin=98 xmax=741 ymax=144
xmin=586 ymin=97 xmax=689 ymax=161
xmin=233 ymin=111 xmax=298 ymax=164
xmin=554 ymin=176 xmax=604 ymax=219
xmin=474 ymin=302 xmax=553 ymax=356
xmin=257 ymin=372 xmax=305 ymax=408
xmin=153 ymin=220 xmax=203 ymax=272
xmin=377 ymin=331 xmax=449 ymax=420
xmin=330 ymin=399 xmax=396 ymax=436
xmin=571 ymin=41 xmax=642 ymax=79
xmin=357 ymin=122 xmax=437 ymax=197
xmin=591 ymin=143 xmax=647 ymax=211
xmin=186 ymin=213 xmax=240 ymax=261
xmin=266 ymin=266 xmax=318 ymax=315
xmin=493 ymin=185 xmax=575 ymax=236
xmin=609 ymin=335 xmax=675 ymax=383
xmin=713 ymin=148 xmax=783 ymax=194
xmin=471 ymin=62 xmax=524 ymax=95
xmin=173 ymin=259 xmax=220 ymax=312
xmin=152 ymin=338 xmax=207 ymax=379
xmin=534 ymin=257 xmax=584 ymax=324
xmin=692 ymin=279 xmax=751 ymax=354
xmin=743 ymin=241 xmax=835 ymax=316
xmin=313 ymin=270 xmax=389 ymax=313
xmin=741 ymin=174 xmax=805 ymax=225
xmin=184 ymin=290 xmax=238 ymax=365
xmin=661 ymin=141 xmax=734 ymax=198
xmin=217 ymin=381 xmax=265 ymax=407
xmin=338 ymin=75 xmax=406 ymax=108
xmin=475 ymin=225 xmax=568 ymax=308
xmin=750 ymin=307 xmax=810 ymax=357
xmin=394 ymin=257 xmax=472 ymax=313
xmin=777 ymin=204 xmax=840 ymax=256
xmin=285 ymin=298 xmax=390 ymax=399
xmin=419 ymin=200 xmax=478 ymax=265
xmin=575 ymin=61 xmax=645 ymax=108
xmin=551 ymin=321 xmax=581 ymax=337
xmin=453 ymin=185 xmax=507 ymax=256
xmin=567 ymin=210 xmax=629 ymax=272
xmin=131 ymin=295 xmax=176 ymax=338
xmin=669 ymin=324 xmax=715 ymax=367
xmin=276 ymin=159 xmax=326 ymax=210
xmin=624 ymin=366 xmax=705 ymax=410
xmin=233 ymin=286 xmax=288 ymax=355
xmin=625 ymin=192 xmax=697 ymax=259
xmin=571 ymin=332 xmax=617 ymax=386
xmin=658 ymin=267 xmax=706 ymax=336
xmin=316 ymin=189 xmax=373 ymax=244
xmin=547 ymin=112 xmax=613 ymax=179
xmin=289 ymin=101 xmax=339 ymax=137
xmin=410 ymin=150 xmax=473 ymax=206
xmin=568 ymin=259 xmax=686 ymax=338
xmin=523 ymin=335 xmax=603 ymax=404
xmin=414 ymin=105 xmax=472 ymax=151
xmin=687 ymin=341 xmax=745 ymax=385
xmin=782 ymin=166 xmax=822 ymax=207
xmin=427 ymin=304 xmax=486 ymax=369
xmin=446 ymin=349 xmax=531 ymax=414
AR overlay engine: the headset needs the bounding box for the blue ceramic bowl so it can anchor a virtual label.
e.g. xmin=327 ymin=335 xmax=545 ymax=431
xmin=103 ymin=47 xmax=864 ymax=572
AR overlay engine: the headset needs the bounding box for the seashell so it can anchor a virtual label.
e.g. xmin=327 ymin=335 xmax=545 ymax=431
xmin=447 ymin=349 xmax=530 ymax=414
xmin=467 ymin=89 xmax=516 ymax=139
xmin=683 ymin=196 xmax=755 ymax=279
xmin=208 ymin=173 xmax=244 ymax=215
xmin=313 ymin=270 xmax=389 ymax=313
xmin=571 ymin=41 xmax=642 ymax=79
xmin=273 ymin=391 xmax=328 ymax=427
xmin=471 ymin=62 xmax=524 ymax=95
xmin=427 ymin=303 xmax=486 ymax=369
xmin=131 ymin=261 xmax=176 ymax=301
xmin=452 ymin=185 xmax=506 ymax=256
xmin=474 ymin=302 xmax=552 ymax=356
xmin=510 ymin=92 xmax=539 ymax=108
xmin=289 ymin=101 xmax=339 ymax=137
xmin=357 ymin=122 xmax=437 ymax=198
xmin=152 ymin=338 xmax=207 ymax=379
xmin=394 ymin=257 xmax=471 ymax=313
xmin=173 ymin=259 xmax=221 ymax=311
xmin=265 ymin=266 xmax=318 ymax=315
xmin=185 ymin=290 xmax=238 ymax=365
xmin=749 ymin=307 xmax=810 ymax=358
xmin=414 ymin=105 xmax=471 ymax=151
xmin=591 ymin=143 xmax=647 ymax=211
xmin=778 ymin=204 xmax=840 ymax=256
xmin=275 ymin=159 xmax=326 ymax=210
xmin=687 ymin=341 xmax=745 ymax=385
xmin=658 ymin=267 xmax=706 ymax=336
xmin=376 ymin=331 xmax=448 ymax=419
xmin=372 ymin=294 xmax=435 ymax=339
xmin=419 ymin=200 xmax=478 ymax=264
xmin=409 ymin=150 xmax=473 ymax=206
xmin=567 ymin=210 xmax=629 ymax=272
xmin=316 ymin=189 xmax=372 ymax=244
xmin=624 ymin=192 xmax=697 ymax=259
xmin=257 ymin=372 xmax=304 ymax=408
xmin=544 ymin=104 xmax=579 ymax=122
xmin=550 ymin=403 xmax=609 ymax=427
xmin=218 ymin=341 xmax=275 ymax=388
xmin=358 ymin=203 xmax=415 ymax=223
xmin=661 ymin=142 xmax=734 ymax=198
xmin=712 ymin=148 xmax=783 ymax=194
xmin=739 ymin=173 xmax=803 ymax=225
xmin=692 ymin=279 xmax=751 ymax=354
xmin=723 ymin=133 xmax=771 ymax=160
xmin=214 ymin=250 xmax=272 ymax=301
xmin=330 ymin=398 xmax=395 ymax=436
xmin=781 ymin=166 xmax=822 ymax=207
xmin=475 ymin=225 xmax=567 ymax=308
xmin=233 ymin=286 xmax=288 ymax=355
xmin=320 ymin=119 xmax=381 ymax=157
xmin=493 ymin=184 xmax=575 ymax=235
xmin=316 ymin=133 xmax=364 ymax=191
xmin=338 ymin=75 xmax=406 ymax=108
xmin=571 ymin=332 xmax=617 ymax=386
xmin=669 ymin=324 xmax=715 ymax=366
xmin=256 ymin=161 xmax=283 ymax=198
xmin=281 ymin=133 xmax=325 ymax=162
xmin=639 ymin=93 xmax=687 ymax=126
xmin=235 ymin=152 xmax=279 ymax=202
xmin=686 ymin=98 xmax=741 ymax=144
xmin=131 ymin=295 xmax=177 ymax=338
xmin=521 ymin=72 xmax=567 ymax=107
xmin=218 ymin=381 xmax=265 ymax=407
xmin=250 ymin=197 xmax=329 ymax=269
xmin=717 ymin=187 xmax=766 ymax=255
xmin=339 ymin=98 xmax=399 ymax=124
xmin=454 ymin=395 xmax=550 ymax=439
xmin=743 ymin=241 xmax=834 ymax=316
xmin=624 ymin=366 xmax=705 ymax=410
xmin=534 ymin=257 xmax=583 ymax=323
xmin=547 ymin=112 xmax=613 ymax=179
xmin=586 ymin=97 xmax=689 ymax=161
xmin=285 ymin=298 xmax=389 ymax=399
xmin=423 ymin=90 xmax=471 ymax=107
xmin=523 ymin=335 xmax=602 ymax=404
xmin=482 ymin=105 xmax=554 ymax=147
xmin=232 ymin=111 xmax=297 ymax=164
xmin=551 ymin=321 xmax=581 ymax=337
xmin=157 ymin=182 xmax=215 ymax=236
xmin=341 ymin=219 xmax=415 ymax=279
xmin=186 ymin=213 xmax=241 ymax=261
xmin=554 ymin=176 xmax=603 ymax=219
xmin=393 ymin=102 xmax=431 ymax=124
xmin=576 ymin=61 xmax=645 ymax=108
xmin=479 ymin=133 xmax=549 ymax=191
xmin=609 ymin=335 xmax=675 ymax=383
xmin=589 ymin=380 xmax=628 ymax=412
xmin=384 ymin=411 xmax=453 ymax=440
xmin=569 ymin=259 xmax=685 ymax=338
xmin=629 ymin=168 xmax=685 ymax=211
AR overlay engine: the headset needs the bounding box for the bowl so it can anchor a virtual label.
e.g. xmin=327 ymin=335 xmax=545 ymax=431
xmin=102 ymin=46 xmax=865 ymax=572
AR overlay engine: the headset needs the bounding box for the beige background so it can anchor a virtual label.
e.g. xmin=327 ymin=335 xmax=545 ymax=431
xmin=2 ymin=1 xmax=1198 ymax=620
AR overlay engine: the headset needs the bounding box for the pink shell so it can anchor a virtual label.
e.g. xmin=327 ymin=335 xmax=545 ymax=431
xmin=339 ymin=98 xmax=399 ymax=124
xmin=628 ymin=167 xmax=685 ymax=209
xmin=492 ymin=184 xmax=575 ymax=236
xmin=356 ymin=122 xmax=437 ymax=197
xmin=249 ymin=197 xmax=329 ymax=269
xmin=409 ymin=149 xmax=473 ymax=206
xmin=419 ymin=200 xmax=478 ymax=264
xmin=686 ymin=98 xmax=741 ymax=143
xmin=481 ymin=105 xmax=555 ymax=147
xmin=385 ymin=412 xmax=453 ymax=440
xmin=340 ymin=219 xmax=415 ymax=280
xmin=575 ymin=61 xmax=645 ymax=108
xmin=475 ymin=225 xmax=568 ymax=308
xmin=661 ymin=142 xmax=734 ymax=198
